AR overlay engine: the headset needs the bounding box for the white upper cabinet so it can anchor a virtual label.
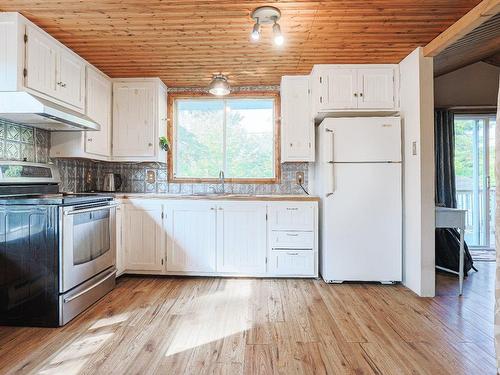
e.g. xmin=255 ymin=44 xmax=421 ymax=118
xmin=311 ymin=64 xmax=398 ymax=116
xmin=165 ymin=201 xmax=217 ymax=273
xmin=85 ymin=66 xmax=112 ymax=156
xmin=25 ymin=24 xmax=85 ymax=110
xmin=323 ymin=68 xmax=358 ymax=110
xmin=50 ymin=65 xmax=112 ymax=160
xmin=280 ymin=76 xmax=314 ymax=162
xmin=216 ymin=202 xmax=267 ymax=274
xmin=24 ymin=25 xmax=58 ymax=98
xmin=357 ymin=68 xmax=395 ymax=109
xmin=56 ymin=48 xmax=85 ymax=109
xmin=112 ymin=78 xmax=167 ymax=162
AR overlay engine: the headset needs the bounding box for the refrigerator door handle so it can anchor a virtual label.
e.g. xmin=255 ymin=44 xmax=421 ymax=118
xmin=326 ymin=128 xmax=335 ymax=196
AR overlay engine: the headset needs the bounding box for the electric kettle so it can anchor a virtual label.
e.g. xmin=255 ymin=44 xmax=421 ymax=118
xmin=102 ymin=173 xmax=122 ymax=192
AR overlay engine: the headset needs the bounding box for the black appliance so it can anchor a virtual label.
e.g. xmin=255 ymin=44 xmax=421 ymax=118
xmin=0 ymin=161 xmax=116 ymax=327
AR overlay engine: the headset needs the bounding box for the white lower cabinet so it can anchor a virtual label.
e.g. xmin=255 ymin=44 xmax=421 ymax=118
xmin=216 ymin=202 xmax=267 ymax=274
xmin=165 ymin=201 xmax=217 ymax=273
xmin=117 ymin=199 xmax=318 ymax=278
xmin=270 ymin=250 xmax=315 ymax=276
xmin=122 ymin=201 xmax=164 ymax=272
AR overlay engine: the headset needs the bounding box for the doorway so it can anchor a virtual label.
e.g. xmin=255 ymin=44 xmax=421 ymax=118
xmin=454 ymin=114 xmax=496 ymax=253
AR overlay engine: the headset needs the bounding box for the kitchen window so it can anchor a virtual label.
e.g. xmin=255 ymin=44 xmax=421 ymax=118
xmin=169 ymin=94 xmax=279 ymax=183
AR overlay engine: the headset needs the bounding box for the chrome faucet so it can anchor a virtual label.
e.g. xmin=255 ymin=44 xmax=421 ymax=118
xmin=218 ymin=170 xmax=225 ymax=194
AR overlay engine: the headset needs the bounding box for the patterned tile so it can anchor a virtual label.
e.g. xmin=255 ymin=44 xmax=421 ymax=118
xmin=5 ymin=141 xmax=20 ymax=160
xmin=20 ymin=127 xmax=34 ymax=143
xmin=20 ymin=143 xmax=34 ymax=162
xmin=6 ymin=124 xmax=20 ymax=141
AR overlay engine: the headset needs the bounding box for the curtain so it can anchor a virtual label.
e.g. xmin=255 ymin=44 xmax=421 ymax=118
xmin=434 ymin=110 xmax=456 ymax=208
xmin=434 ymin=109 xmax=475 ymax=274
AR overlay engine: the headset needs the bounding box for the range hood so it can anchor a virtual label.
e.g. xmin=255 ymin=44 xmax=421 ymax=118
xmin=0 ymin=92 xmax=100 ymax=131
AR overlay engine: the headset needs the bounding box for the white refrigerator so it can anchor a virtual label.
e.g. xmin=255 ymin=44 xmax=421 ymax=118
xmin=315 ymin=117 xmax=402 ymax=283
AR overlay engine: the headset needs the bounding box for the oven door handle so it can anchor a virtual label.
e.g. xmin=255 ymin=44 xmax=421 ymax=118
xmin=64 ymin=203 xmax=118 ymax=215
xmin=63 ymin=270 xmax=116 ymax=303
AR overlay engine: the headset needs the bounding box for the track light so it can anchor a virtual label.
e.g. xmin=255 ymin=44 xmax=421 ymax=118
xmin=250 ymin=6 xmax=284 ymax=47
xmin=273 ymin=22 xmax=284 ymax=46
xmin=251 ymin=22 xmax=260 ymax=41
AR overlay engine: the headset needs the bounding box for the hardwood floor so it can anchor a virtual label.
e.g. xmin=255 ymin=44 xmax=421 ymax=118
xmin=0 ymin=262 xmax=495 ymax=375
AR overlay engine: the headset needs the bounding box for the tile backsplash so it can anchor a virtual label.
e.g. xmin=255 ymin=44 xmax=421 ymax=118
xmin=0 ymin=120 xmax=50 ymax=163
xmin=55 ymin=159 xmax=309 ymax=195
xmin=0 ymin=120 xmax=308 ymax=195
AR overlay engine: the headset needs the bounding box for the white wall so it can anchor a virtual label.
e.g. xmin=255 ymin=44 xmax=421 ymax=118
xmin=435 ymin=62 xmax=500 ymax=107
xmin=399 ymin=47 xmax=436 ymax=297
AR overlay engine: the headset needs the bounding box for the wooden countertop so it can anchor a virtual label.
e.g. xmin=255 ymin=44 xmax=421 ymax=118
xmin=112 ymin=193 xmax=320 ymax=202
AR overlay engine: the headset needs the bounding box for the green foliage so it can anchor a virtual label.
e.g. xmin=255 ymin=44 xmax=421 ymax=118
xmin=175 ymin=100 xmax=274 ymax=179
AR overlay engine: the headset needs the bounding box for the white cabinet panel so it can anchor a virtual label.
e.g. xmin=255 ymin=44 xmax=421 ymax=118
xmin=165 ymin=201 xmax=216 ymax=272
xmin=123 ymin=203 xmax=164 ymax=272
xmin=327 ymin=68 xmax=358 ymax=109
xmin=270 ymin=250 xmax=315 ymax=276
xmin=216 ymin=202 xmax=267 ymax=274
xmin=268 ymin=203 xmax=315 ymax=231
xmin=56 ymin=49 xmax=85 ymax=109
xmin=25 ymin=25 xmax=58 ymax=98
xmin=85 ymin=66 xmax=112 ymax=156
xmin=270 ymin=230 xmax=314 ymax=249
xmin=357 ymin=68 xmax=394 ymax=109
xmin=280 ymin=76 xmax=314 ymax=162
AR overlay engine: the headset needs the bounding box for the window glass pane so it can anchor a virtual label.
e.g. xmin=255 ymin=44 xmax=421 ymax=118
xmin=225 ymin=99 xmax=274 ymax=178
xmin=175 ymin=99 xmax=224 ymax=178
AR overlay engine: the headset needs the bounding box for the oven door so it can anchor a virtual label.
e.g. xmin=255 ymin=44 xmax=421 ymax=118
xmin=60 ymin=202 xmax=117 ymax=293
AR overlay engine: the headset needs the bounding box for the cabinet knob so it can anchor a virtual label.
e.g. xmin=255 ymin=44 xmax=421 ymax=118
xmin=210 ymin=207 xmax=215 ymax=210
xmin=290 ymin=143 xmax=293 ymax=147
xmin=218 ymin=207 xmax=223 ymax=210
xmin=57 ymin=81 xmax=62 ymax=86
xmin=61 ymin=83 xmax=66 ymax=87
xmin=354 ymin=93 xmax=358 ymax=97
xmin=87 ymin=138 xmax=93 ymax=142
xmin=148 ymin=143 xmax=153 ymax=147
xmin=359 ymin=93 xmax=363 ymax=97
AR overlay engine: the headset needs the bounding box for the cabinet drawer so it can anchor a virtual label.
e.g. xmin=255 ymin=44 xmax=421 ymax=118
xmin=270 ymin=250 xmax=315 ymax=276
xmin=268 ymin=203 xmax=315 ymax=231
xmin=270 ymin=231 xmax=314 ymax=249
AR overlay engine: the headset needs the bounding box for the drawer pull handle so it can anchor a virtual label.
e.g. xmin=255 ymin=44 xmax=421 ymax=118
xmin=286 ymin=233 xmax=299 ymax=236
xmin=286 ymin=208 xmax=298 ymax=211
xmin=287 ymin=252 xmax=299 ymax=256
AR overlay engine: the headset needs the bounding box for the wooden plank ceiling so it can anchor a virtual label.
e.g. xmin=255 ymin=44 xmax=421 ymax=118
xmin=0 ymin=0 xmax=483 ymax=87
xmin=434 ymin=12 xmax=500 ymax=76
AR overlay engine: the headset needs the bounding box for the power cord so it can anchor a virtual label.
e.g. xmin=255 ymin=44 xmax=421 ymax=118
xmin=298 ymin=176 xmax=309 ymax=195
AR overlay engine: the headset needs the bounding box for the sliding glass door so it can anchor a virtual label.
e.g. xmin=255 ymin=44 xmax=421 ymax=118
xmin=454 ymin=114 xmax=496 ymax=249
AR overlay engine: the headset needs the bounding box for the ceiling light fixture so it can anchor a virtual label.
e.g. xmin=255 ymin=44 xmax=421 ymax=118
xmin=208 ymin=74 xmax=230 ymax=96
xmin=250 ymin=6 xmax=284 ymax=46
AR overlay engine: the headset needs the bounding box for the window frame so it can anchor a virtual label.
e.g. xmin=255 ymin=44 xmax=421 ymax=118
xmin=167 ymin=92 xmax=281 ymax=184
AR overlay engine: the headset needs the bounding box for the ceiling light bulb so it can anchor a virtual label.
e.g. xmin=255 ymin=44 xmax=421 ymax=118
xmin=251 ymin=22 xmax=260 ymax=41
xmin=273 ymin=22 xmax=284 ymax=46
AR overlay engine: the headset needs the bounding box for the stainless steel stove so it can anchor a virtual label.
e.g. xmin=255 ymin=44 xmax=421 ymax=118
xmin=0 ymin=161 xmax=117 ymax=327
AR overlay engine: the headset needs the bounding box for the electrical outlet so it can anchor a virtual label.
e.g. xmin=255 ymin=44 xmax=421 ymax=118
xmin=146 ymin=170 xmax=156 ymax=184
xmin=296 ymin=171 xmax=305 ymax=185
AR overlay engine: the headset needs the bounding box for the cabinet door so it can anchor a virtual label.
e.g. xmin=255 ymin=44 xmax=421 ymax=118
xmin=281 ymin=76 xmax=314 ymax=162
xmin=327 ymin=68 xmax=357 ymax=109
xmin=85 ymin=66 xmax=112 ymax=156
xmin=113 ymin=82 xmax=156 ymax=157
xmin=357 ymin=68 xmax=394 ymax=109
xmin=56 ymin=49 xmax=85 ymax=109
xmin=165 ymin=201 xmax=216 ymax=272
xmin=268 ymin=203 xmax=315 ymax=231
xmin=123 ymin=203 xmax=164 ymax=272
xmin=216 ymin=202 xmax=267 ymax=274
xmin=24 ymin=26 xmax=58 ymax=98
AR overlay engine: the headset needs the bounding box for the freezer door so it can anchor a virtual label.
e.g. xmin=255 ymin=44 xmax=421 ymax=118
xmin=322 ymin=117 xmax=401 ymax=162
xmin=322 ymin=162 xmax=402 ymax=282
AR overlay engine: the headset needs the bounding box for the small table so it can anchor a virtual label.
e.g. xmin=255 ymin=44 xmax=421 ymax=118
xmin=435 ymin=207 xmax=467 ymax=296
